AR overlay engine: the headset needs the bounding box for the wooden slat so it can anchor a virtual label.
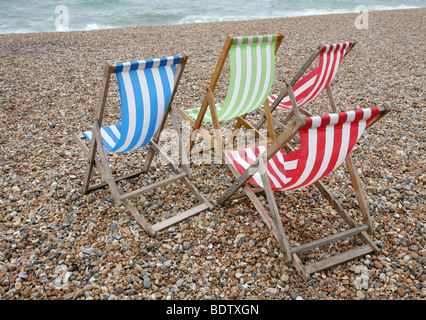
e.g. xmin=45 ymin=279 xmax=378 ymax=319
xmin=292 ymin=254 xmax=310 ymax=281
xmin=122 ymin=199 xmax=155 ymax=237
xmin=262 ymin=100 xmax=276 ymax=141
xmin=305 ymin=245 xmax=375 ymax=275
xmin=229 ymin=117 xmax=244 ymax=144
xmin=91 ymin=120 xmax=122 ymax=203
xmin=290 ymin=225 xmax=369 ymax=254
xmin=326 ymin=85 xmax=338 ymax=113
xmin=259 ymin=155 xmax=292 ymax=260
xmin=227 ymin=188 xmax=264 ymax=201
xmin=206 ymin=85 xmax=224 ymax=155
xmin=95 ymin=61 xmax=114 ymax=125
xmin=119 ymin=172 xmax=186 ymax=200
xmin=286 ymin=82 xmax=301 ymax=117
xmin=314 ymin=180 xmax=356 ymax=228
xmin=80 ymin=62 xmax=114 ymax=195
xmin=86 ymin=170 xmax=145 ymax=193
xmin=169 ymin=106 xmax=191 ymax=177
xmin=235 ymin=115 xmax=268 ymax=143
xmin=190 ymin=145 xmax=214 ymax=155
xmin=151 ymin=203 xmax=209 ymax=232
xmin=345 ymin=154 xmax=373 ymax=232
xmin=360 ymin=230 xmax=380 ymax=253
xmin=72 ymin=132 xmax=90 ymax=155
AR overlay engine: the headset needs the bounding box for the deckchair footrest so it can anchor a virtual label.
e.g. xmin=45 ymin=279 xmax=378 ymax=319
xmin=306 ymin=244 xmax=375 ymax=274
xmin=119 ymin=172 xmax=187 ymax=200
xmin=87 ymin=170 xmax=146 ymax=193
xmin=288 ymin=225 xmax=377 ymax=280
xmin=290 ymin=224 xmax=370 ymax=255
xmin=293 ymin=244 xmax=376 ymax=280
xmin=151 ymin=203 xmax=210 ymax=233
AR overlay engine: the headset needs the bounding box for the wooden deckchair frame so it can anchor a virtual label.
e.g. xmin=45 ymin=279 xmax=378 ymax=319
xmin=218 ymin=82 xmax=392 ymax=280
xmin=178 ymin=34 xmax=284 ymax=157
xmin=254 ymin=41 xmax=357 ymax=131
xmin=73 ymin=54 xmax=213 ymax=237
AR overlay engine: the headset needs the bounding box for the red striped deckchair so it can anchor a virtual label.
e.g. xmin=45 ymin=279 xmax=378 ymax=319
xmin=255 ymin=41 xmax=356 ymax=130
xmin=72 ymin=54 xmax=212 ymax=236
xmin=231 ymin=108 xmax=378 ymax=191
xmin=218 ymin=85 xmax=391 ymax=279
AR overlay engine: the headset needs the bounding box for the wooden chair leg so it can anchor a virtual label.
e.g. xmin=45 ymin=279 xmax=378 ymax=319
xmin=222 ymin=152 xmax=292 ymax=261
xmin=122 ymin=199 xmax=155 ymax=236
xmin=74 ymin=127 xmax=212 ymax=236
xmin=206 ymin=86 xmax=223 ymax=153
xmin=258 ymin=155 xmax=292 ymax=261
xmin=229 ymin=114 xmax=246 ymax=145
xmin=73 ymin=132 xmax=146 ymax=193
xmin=81 ymin=135 xmax=98 ymax=195
xmin=187 ymin=97 xmax=210 ymax=153
xmin=169 ymin=107 xmax=191 ymax=177
xmin=345 ymin=153 xmax=374 ymax=233
xmin=262 ymin=100 xmax=276 ymax=141
xmin=91 ymin=119 xmax=122 ymax=204
xmin=75 ymin=122 xmax=123 ymax=204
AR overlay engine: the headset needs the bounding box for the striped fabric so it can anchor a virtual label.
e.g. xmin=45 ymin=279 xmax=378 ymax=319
xmin=83 ymin=56 xmax=181 ymax=153
xmin=184 ymin=35 xmax=278 ymax=122
xmin=268 ymin=42 xmax=352 ymax=110
xmin=228 ymin=107 xmax=380 ymax=191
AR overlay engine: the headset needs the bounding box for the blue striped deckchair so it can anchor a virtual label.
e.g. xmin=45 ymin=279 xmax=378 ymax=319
xmin=178 ymin=34 xmax=283 ymax=154
xmin=73 ymin=54 xmax=212 ymax=236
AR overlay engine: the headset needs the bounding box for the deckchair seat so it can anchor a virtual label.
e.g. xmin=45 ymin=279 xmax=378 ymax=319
xmin=82 ymin=123 xmax=122 ymax=151
xmin=179 ymin=34 xmax=283 ymax=154
xmin=81 ymin=56 xmax=181 ymax=153
xmin=184 ymin=35 xmax=278 ymax=123
xmin=229 ymin=107 xmax=380 ymax=191
xmin=182 ymin=104 xmax=225 ymax=123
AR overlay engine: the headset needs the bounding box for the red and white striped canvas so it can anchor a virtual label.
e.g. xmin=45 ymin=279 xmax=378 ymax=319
xmin=268 ymin=42 xmax=352 ymax=110
xmin=228 ymin=107 xmax=380 ymax=191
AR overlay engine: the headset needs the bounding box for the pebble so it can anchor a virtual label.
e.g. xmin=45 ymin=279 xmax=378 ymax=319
xmin=0 ymin=8 xmax=424 ymax=301
xmin=115 ymin=284 xmax=124 ymax=294
xmin=18 ymin=272 xmax=28 ymax=280
xmin=143 ymin=278 xmax=152 ymax=289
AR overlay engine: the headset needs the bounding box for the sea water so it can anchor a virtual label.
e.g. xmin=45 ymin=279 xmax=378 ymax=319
xmin=0 ymin=0 xmax=424 ymax=34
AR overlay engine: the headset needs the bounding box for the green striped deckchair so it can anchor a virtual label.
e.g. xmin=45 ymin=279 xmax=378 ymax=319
xmin=179 ymin=34 xmax=283 ymax=154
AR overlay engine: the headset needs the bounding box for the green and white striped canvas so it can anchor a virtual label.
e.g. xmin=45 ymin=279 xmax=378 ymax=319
xmin=184 ymin=35 xmax=279 ymax=123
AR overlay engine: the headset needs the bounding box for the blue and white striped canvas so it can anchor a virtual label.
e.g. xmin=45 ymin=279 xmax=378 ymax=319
xmin=83 ymin=56 xmax=181 ymax=153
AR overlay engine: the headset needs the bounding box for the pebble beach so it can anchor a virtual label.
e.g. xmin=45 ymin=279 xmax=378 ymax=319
xmin=0 ymin=8 xmax=425 ymax=301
